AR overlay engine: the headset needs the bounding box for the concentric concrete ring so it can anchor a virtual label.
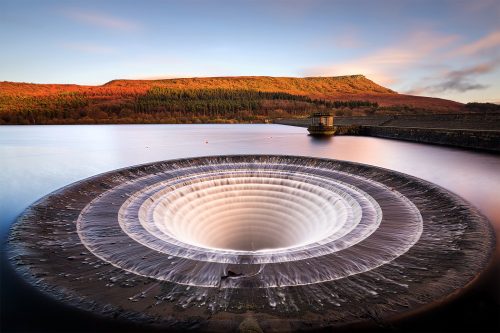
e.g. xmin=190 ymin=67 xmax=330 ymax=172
xmin=7 ymin=155 xmax=495 ymax=331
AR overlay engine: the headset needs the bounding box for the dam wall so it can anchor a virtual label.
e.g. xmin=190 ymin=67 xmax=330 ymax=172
xmin=341 ymin=125 xmax=500 ymax=153
xmin=274 ymin=115 xmax=500 ymax=153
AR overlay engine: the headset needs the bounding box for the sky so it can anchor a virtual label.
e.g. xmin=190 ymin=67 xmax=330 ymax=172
xmin=0 ymin=0 xmax=499 ymax=103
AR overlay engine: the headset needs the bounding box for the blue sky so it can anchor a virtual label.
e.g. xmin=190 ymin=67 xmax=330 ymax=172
xmin=1 ymin=0 xmax=499 ymax=103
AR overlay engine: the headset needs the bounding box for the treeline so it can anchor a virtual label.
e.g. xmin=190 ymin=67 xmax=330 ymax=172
xmin=0 ymin=87 xmax=378 ymax=125
xmin=465 ymin=102 xmax=500 ymax=113
xmin=315 ymin=100 xmax=378 ymax=109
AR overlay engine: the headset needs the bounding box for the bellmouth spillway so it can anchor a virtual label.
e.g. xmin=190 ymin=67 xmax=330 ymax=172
xmin=7 ymin=155 xmax=495 ymax=331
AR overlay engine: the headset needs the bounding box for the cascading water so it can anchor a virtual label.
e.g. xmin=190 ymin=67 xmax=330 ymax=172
xmin=7 ymin=155 xmax=495 ymax=331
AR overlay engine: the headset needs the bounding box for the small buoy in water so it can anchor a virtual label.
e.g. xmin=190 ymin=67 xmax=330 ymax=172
xmin=205 ymin=141 xmax=208 ymax=144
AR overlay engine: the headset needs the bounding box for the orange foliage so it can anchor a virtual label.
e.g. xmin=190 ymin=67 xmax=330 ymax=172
xmin=0 ymin=75 xmax=465 ymax=125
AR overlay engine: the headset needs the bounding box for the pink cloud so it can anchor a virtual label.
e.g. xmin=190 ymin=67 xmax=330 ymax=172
xmin=455 ymin=31 xmax=500 ymax=56
xmin=303 ymin=30 xmax=460 ymax=85
xmin=62 ymin=9 xmax=140 ymax=31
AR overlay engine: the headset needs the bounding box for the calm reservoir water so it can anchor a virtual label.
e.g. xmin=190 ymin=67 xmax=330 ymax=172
xmin=1 ymin=124 xmax=499 ymax=332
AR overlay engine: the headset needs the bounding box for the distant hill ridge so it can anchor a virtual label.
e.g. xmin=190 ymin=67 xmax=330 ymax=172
xmin=103 ymin=75 xmax=396 ymax=95
xmin=1 ymin=75 xmax=395 ymax=96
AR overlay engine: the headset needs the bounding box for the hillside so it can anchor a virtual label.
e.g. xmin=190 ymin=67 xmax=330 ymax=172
xmin=0 ymin=75 xmax=393 ymax=96
xmin=0 ymin=75 xmax=465 ymax=125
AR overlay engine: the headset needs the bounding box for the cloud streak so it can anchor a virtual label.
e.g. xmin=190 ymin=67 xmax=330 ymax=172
xmin=62 ymin=42 xmax=116 ymax=54
xmin=62 ymin=9 xmax=140 ymax=31
xmin=407 ymin=60 xmax=498 ymax=94
xmin=303 ymin=29 xmax=500 ymax=100
xmin=455 ymin=31 xmax=500 ymax=56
